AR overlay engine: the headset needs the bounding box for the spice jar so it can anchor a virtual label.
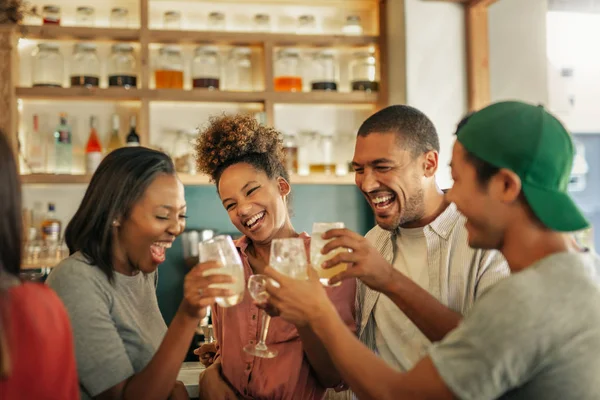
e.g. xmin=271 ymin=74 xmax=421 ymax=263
xmin=311 ymin=50 xmax=338 ymax=91
xmin=253 ymin=13 xmax=271 ymax=32
xmin=42 ymin=5 xmax=61 ymax=25
xmin=208 ymin=12 xmax=226 ymax=30
xmin=297 ymin=14 xmax=316 ymax=34
xmin=108 ymin=44 xmax=137 ymax=88
xmin=75 ymin=6 xmax=95 ymax=26
xmin=274 ymin=49 xmax=302 ymax=92
xmin=349 ymin=51 xmax=379 ymax=92
xmin=225 ymin=47 xmax=253 ymax=91
xmin=155 ymin=46 xmax=184 ymax=89
xmin=32 ymin=43 xmax=63 ymax=87
xmin=342 ymin=15 xmax=363 ymax=35
xmin=282 ymin=133 xmax=299 ymax=174
xmin=70 ymin=43 xmax=100 ymax=87
xmin=110 ymin=7 xmax=129 ymax=28
xmin=192 ymin=46 xmax=221 ymax=90
xmin=163 ymin=11 xmax=181 ymax=29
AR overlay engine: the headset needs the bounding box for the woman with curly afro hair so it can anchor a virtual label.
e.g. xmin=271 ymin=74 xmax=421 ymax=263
xmin=193 ymin=114 xmax=356 ymax=400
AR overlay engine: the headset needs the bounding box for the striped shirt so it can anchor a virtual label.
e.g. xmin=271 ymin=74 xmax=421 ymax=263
xmin=356 ymin=202 xmax=510 ymax=371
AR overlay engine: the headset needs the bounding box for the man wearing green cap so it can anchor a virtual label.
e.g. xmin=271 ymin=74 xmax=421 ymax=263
xmin=263 ymin=101 xmax=600 ymax=399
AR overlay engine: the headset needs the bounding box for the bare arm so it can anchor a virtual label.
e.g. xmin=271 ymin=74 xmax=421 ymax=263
xmin=297 ymin=326 xmax=341 ymax=388
xmin=380 ymin=269 xmax=462 ymax=342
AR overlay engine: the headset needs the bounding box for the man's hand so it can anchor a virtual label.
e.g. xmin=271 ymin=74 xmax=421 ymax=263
xmin=321 ymin=228 xmax=394 ymax=292
xmin=263 ymin=266 xmax=338 ymax=328
xmin=198 ymin=362 xmax=238 ymax=400
xmin=193 ymin=342 xmax=217 ymax=368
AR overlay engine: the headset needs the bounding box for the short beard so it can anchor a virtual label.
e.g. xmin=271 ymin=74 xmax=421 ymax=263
xmin=377 ymin=187 xmax=425 ymax=231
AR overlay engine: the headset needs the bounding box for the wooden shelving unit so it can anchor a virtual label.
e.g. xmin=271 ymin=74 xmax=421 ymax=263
xmin=20 ymin=172 xmax=355 ymax=186
xmin=0 ymin=0 xmax=387 ymax=186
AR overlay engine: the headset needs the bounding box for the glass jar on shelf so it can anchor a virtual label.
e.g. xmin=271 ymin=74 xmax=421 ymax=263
xmin=207 ymin=12 xmax=226 ymax=30
xmin=42 ymin=5 xmax=61 ymax=25
xmin=70 ymin=43 xmax=100 ymax=87
xmin=311 ymin=50 xmax=338 ymax=91
xmin=75 ymin=6 xmax=95 ymax=26
xmin=110 ymin=7 xmax=129 ymax=28
xmin=163 ymin=10 xmax=181 ymax=29
xmin=192 ymin=46 xmax=221 ymax=90
xmin=155 ymin=46 xmax=184 ymax=89
xmin=253 ymin=13 xmax=271 ymax=32
xmin=225 ymin=47 xmax=253 ymax=91
xmin=310 ymin=131 xmax=334 ymax=175
xmin=274 ymin=49 xmax=302 ymax=92
xmin=282 ymin=133 xmax=298 ymax=174
xmin=297 ymin=14 xmax=316 ymax=34
xmin=108 ymin=44 xmax=137 ymax=88
xmin=32 ymin=43 xmax=63 ymax=87
xmin=349 ymin=51 xmax=379 ymax=92
xmin=342 ymin=15 xmax=363 ymax=35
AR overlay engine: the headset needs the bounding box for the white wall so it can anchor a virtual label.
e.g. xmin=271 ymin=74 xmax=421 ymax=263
xmin=404 ymin=0 xmax=467 ymax=189
xmin=488 ymin=0 xmax=549 ymax=105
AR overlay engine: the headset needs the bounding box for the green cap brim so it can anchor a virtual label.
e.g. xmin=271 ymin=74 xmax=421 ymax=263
xmin=522 ymin=183 xmax=590 ymax=232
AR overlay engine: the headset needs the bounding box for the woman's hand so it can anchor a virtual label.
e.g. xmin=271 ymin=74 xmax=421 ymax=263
xmin=198 ymin=362 xmax=238 ymax=400
xmin=180 ymin=262 xmax=235 ymax=320
xmin=194 ymin=342 xmax=218 ymax=368
xmin=168 ymin=381 xmax=189 ymax=400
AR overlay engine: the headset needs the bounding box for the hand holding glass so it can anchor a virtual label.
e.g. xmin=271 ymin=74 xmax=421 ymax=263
xmin=310 ymin=222 xmax=350 ymax=286
xmin=198 ymin=235 xmax=245 ymax=308
xmin=243 ymin=274 xmax=278 ymax=358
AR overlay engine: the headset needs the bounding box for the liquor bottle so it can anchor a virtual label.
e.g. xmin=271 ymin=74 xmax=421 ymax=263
xmin=126 ymin=115 xmax=140 ymax=147
xmin=85 ymin=116 xmax=103 ymax=174
xmin=41 ymin=203 xmax=61 ymax=243
xmin=106 ymin=114 xmax=123 ymax=154
xmin=27 ymin=114 xmax=46 ymax=173
xmin=53 ymin=113 xmax=72 ymax=174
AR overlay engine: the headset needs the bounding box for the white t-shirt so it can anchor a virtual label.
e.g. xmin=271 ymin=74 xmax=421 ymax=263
xmin=374 ymin=226 xmax=431 ymax=371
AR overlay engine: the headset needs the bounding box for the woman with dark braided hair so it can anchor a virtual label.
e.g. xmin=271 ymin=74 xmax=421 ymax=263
xmin=193 ymin=114 xmax=356 ymax=400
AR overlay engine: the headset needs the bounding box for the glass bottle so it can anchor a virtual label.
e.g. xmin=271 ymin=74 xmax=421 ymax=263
xmin=226 ymin=47 xmax=253 ymax=91
xmin=126 ymin=115 xmax=140 ymax=147
xmin=53 ymin=113 xmax=72 ymax=174
xmin=207 ymin=12 xmax=226 ymax=30
xmin=106 ymin=114 xmax=123 ymax=154
xmin=85 ymin=116 xmax=102 ymax=174
xmin=32 ymin=43 xmax=63 ymax=88
xmin=42 ymin=5 xmax=61 ymax=25
xmin=192 ymin=46 xmax=221 ymax=90
xmin=311 ymin=50 xmax=338 ymax=91
xmin=41 ymin=203 xmax=61 ymax=243
xmin=163 ymin=11 xmax=181 ymax=29
xmin=70 ymin=43 xmax=100 ymax=87
xmin=75 ymin=6 xmax=95 ymax=26
xmin=108 ymin=44 xmax=137 ymax=88
xmin=309 ymin=132 xmax=334 ymax=175
xmin=282 ymin=133 xmax=298 ymax=174
xmin=342 ymin=15 xmax=363 ymax=35
xmin=297 ymin=14 xmax=316 ymax=34
xmin=350 ymin=51 xmax=379 ymax=92
xmin=155 ymin=46 xmax=184 ymax=89
xmin=110 ymin=7 xmax=129 ymax=28
xmin=253 ymin=14 xmax=271 ymax=32
xmin=26 ymin=114 xmax=46 ymax=173
xmin=274 ymin=49 xmax=302 ymax=92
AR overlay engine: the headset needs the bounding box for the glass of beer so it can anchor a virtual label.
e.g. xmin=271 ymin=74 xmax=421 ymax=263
xmin=311 ymin=222 xmax=348 ymax=286
xmin=198 ymin=235 xmax=245 ymax=308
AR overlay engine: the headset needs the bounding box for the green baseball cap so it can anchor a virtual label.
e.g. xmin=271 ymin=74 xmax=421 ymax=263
xmin=456 ymin=101 xmax=589 ymax=232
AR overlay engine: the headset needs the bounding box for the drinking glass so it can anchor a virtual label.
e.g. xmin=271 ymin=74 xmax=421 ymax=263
xmin=310 ymin=222 xmax=349 ymax=286
xmin=243 ymin=274 xmax=278 ymax=358
xmin=198 ymin=235 xmax=245 ymax=307
xmin=270 ymin=238 xmax=309 ymax=280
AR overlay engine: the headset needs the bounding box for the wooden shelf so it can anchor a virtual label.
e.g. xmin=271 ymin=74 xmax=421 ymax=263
xmin=16 ymin=87 xmax=378 ymax=105
xmin=21 ymin=262 xmax=57 ymax=271
xmin=20 ymin=173 xmax=355 ymax=185
xmin=16 ymin=87 xmax=141 ymax=101
xmin=20 ymin=25 xmax=140 ymax=41
xmin=150 ymin=29 xmax=377 ymax=47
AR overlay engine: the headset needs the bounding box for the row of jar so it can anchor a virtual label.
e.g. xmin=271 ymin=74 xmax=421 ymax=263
xmin=31 ymin=43 xmax=379 ymax=92
xmin=41 ymin=5 xmax=365 ymax=35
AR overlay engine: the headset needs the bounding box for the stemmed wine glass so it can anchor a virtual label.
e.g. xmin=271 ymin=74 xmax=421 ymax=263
xmin=243 ymin=274 xmax=278 ymax=358
xmin=198 ymin=235 xmax=245 ymax=308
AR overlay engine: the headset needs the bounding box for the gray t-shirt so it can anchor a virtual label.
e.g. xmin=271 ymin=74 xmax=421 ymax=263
xmin=47 ymin=252 xmax=167 ymax=399
xmin=429 ymin=251 xmax=600 ymax=400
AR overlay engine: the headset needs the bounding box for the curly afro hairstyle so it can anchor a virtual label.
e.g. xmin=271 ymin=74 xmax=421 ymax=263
xmin=195 ymin=113 xmax=289 ymax=187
